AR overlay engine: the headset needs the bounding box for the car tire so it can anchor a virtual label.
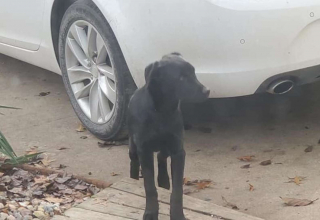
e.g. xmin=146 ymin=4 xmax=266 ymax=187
xmin=58 ymin=0 xmax=136 ymax=140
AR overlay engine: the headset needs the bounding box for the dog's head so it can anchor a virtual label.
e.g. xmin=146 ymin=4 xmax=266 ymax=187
xmin=145 ymin=53 xmax=210 ymax=102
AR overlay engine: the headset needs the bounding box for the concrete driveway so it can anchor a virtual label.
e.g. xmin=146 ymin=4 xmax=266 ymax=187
xmin=1 ymin=54 xmax=320 ymax=220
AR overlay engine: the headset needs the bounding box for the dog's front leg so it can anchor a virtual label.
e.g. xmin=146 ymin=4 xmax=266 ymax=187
xmin=170 ymin=149 xmax=186 ymax=220
xmin=139 ymin=150 xmax=159 ymax=220
xmin=129 ymin=138 xmax=140 ymax=180
xmin=157 ymin=151 xmax=170 ymax=190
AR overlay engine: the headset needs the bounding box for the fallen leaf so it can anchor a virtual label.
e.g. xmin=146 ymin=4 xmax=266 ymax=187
xmin=111 ymin=172 xmax=119 ymax=177
xmin=286 ymin=176 xmax=306 ymax=186
xmin=34 ymin=176 xmax=49 ymax=185
xmin=183 ymin=177 xmax=198 ymax=186
xmin=241 ymin=164 xmax=250 ymax=169
xmin=196 ymin=180 xmax=212 ymax=190
xmin=237 ymin=155 xmax=255 ymax=162
xmin=55 ymin=176 xmax=72 ymax=184
xmin=222 ymin=196 xmax=239 ymax=210
xmin=58 ymin=147 xmax=69 ymax=151
xmin=305 ymin=145 xmax=313 ymax=153
xmin=80 ymin=136 xmax=87 ymax=139
xmin=249 ymin=184 xmax=254 ymax=191
xmin=48 ymin=174 xmax=59 ymax=181
xmin=39 ymin=92 xmax=50 ymax=96
xmin=280 ymin=197 xmax=318 ymax=206
xmin=25 ymin=146 xmax=38 ymax=155
xmin=260 ymin=160 xmax=272 ymax=166
xmin=75 ymin=185 xmax=87 ymax=191
xmin=76 ymin=124 xmax=86 ymax=132
xmin=45 ymin=196 xmax=64 ymax=203
xmin=40 ymin=155 xmax=55 ymax=167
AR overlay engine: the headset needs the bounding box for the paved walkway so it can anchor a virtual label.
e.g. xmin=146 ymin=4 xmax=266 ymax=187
xmin=52 ymin=178 xmax=264 ymax=220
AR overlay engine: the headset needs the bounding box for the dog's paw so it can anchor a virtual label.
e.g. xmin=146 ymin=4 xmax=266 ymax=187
xmin=143 ymin=211 xmax=159 ymax=220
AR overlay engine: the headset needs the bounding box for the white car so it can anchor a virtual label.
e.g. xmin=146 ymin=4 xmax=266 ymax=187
xmin=0 ymin=0 xmax=320 ymax=140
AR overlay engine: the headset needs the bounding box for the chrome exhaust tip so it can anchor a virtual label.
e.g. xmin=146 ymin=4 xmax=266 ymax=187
xmin=267 ymin=79 xmax=294 ymax=95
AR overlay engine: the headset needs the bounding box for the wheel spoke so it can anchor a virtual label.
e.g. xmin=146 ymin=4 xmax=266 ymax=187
xmin=69 ymin=23 xmax=89 ymax=57
xmin=87 ymin=25 xmax=97 ymax=58
xmin=97 ymin=64 xmax=115 ymax=81
xmin=98 ymin=87 xmax=111 ymax=121
xmin=74 ymin=80 xmax=94 ymax=100
xmin=67 ymin=37 xmax=90 ymax=68
xmin=68 ymin=66 xmax=92 ymax=84
xmin=96 ymin=34 xmax=108 ymax=64
xmin=89 ymin=80 xmax=100 ymax=122
xmin=99 ymin=77 xmax=116 ymax=104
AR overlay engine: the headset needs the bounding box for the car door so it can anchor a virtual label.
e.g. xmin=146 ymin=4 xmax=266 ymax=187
xmin=0 ymin=0 xmax=45 ymax=51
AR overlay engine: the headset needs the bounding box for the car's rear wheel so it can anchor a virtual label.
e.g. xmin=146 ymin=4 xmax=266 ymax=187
xmin=59 ymin=0 xmax=136 ymax=140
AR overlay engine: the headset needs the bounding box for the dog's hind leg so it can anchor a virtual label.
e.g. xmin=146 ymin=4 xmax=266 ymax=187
xmin=157 ymin=151 xmax=170 ymax=190
xmin=129 ymin=138 xmax=140 ymax=180
xmin=139 ymin=150 xmax=159 ymax=220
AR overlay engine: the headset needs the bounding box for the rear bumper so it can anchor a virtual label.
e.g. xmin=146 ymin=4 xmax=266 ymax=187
xmin=197 ymin=59 xmax=320 ymax=98
xmin=99 ymin=0 xmax=320 ymax=98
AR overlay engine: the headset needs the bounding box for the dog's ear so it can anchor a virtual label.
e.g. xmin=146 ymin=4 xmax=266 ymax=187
xmin=145 ymin=61 xmax=159 ymax=85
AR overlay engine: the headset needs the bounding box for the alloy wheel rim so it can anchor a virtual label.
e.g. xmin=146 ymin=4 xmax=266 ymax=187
xmin=65 ymin=20 xmax=116 ymax=124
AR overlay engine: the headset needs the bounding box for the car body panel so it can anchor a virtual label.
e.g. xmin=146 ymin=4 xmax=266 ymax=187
xmin=1 ymin=0 xmax=320 ymax=98
xmin=0 ymin=0 xmax=45 ymax=51
xmin=0 ymin=0 xmax=61 ymax=73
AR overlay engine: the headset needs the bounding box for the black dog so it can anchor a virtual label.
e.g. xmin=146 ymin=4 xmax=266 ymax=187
xmin=128 ymin=53 xmax=209 ymax=220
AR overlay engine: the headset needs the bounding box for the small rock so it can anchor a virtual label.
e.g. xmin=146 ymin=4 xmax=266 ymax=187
xmin=53 ymin=207 xmax=62 ymax=215
xmin=32 ymin=211 xmax=46 ymax=220
xmin=18 ymin=207 xmax=31 ymax=216
xmin=37 ymin=206 xmax=44 ymax=212
xmin=0 ymin=212 xmax=8 ymax=220
xmin=31 ymin=199 xmax=40 ymax=206
xmin=26 ymin=206 xmax=34 ymax=211
xmin=9 ymin=204 xmax=17 ymax=211
xmin=23 ymin=216 xmax=32 ymax=220
xmin=13 ymin=212 xmax=22 ymax=220
xmin=0 ymin=204 xmax=3 ymax=209
xmin=49 ymin=212 xmax=54 ymax=217
xmin=7 ymin=215 xmax=16 ymax=220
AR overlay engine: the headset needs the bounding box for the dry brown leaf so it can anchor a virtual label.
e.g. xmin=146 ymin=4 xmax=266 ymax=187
xmin=75 ymin=185 xmax=87 ymax=191
xmin=25 ymin=146 xmax=38 ymax=155
xmin=111 ymin=172 xmax=119 ymax=176
xmin=45 ymin=196 xmax=64 ymax=204
xmin=249 ymin=184 xmax=254 ymax=191
xmin=280 ymin=197 xmax=318 ymax=206
xmin=260 ymin=160 xmax=272 ymax=166
xmin=237 ymin=155 xmax=255 ymax=162
xmin=241 ymin=164 xmax=250 ymax=169
xmin=76 ymin=124 xmax=86 ymax=132
xmin=55 ymin=176 xmax=72 ymax=184
xmin=183 ymin=177 xmax=198 ymax=186
xmin=305 ymin=145 xmax=313 ymax=153
xmin=40 ymin=155 xmax=55 ymax=167
xmin=196 ymin=180 xmax=212 ymax=190
xmin=222 ymin=196 xmax=239 ymax=210
xmin=58 ymin=147 xmax=69 ymax=151
xmin=34 ymin=176 xmax=49 ymax=185
xmin=286 ymin=176 xmax=306 ymax=186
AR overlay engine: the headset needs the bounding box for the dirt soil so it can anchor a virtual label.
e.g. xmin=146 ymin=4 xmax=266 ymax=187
xmin=1 ymin=54 xmax=320 ymax=220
